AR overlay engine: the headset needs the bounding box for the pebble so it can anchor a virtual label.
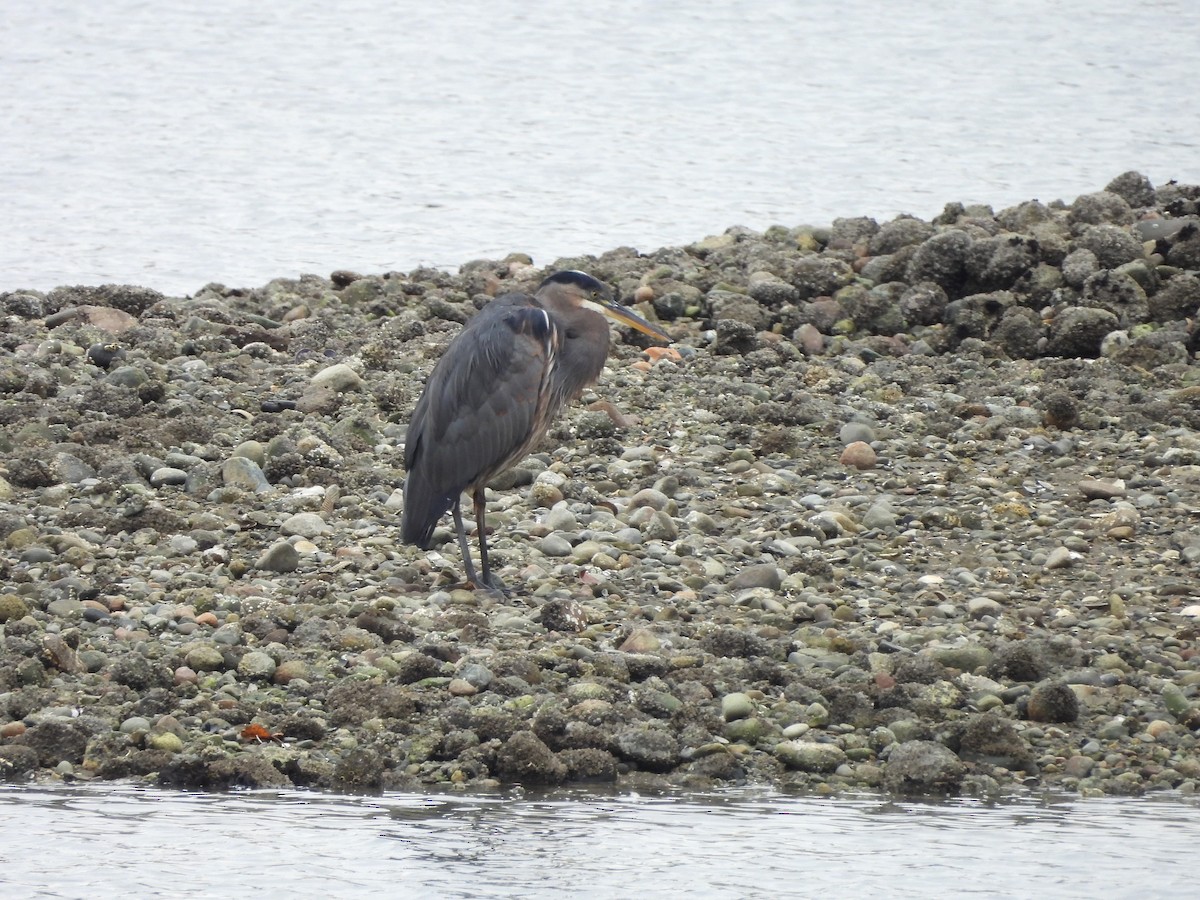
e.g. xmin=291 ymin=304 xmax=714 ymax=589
xmin=968 ymin=597 xmax=1004 ymax=619
xmin=1044 ymin=546 xmax=1078 ymax=571
xmin=721 ymin=692 xmax=755 ymax=721
xmin=1078 ymin=478 xmax=1126 ymax=500
xmin=839 ymin=422 xmax=877 ymax=444
xmin=222 ymin=456 xmax=271 ymax=492
xmin=232 ymin=440 xmax=266 ymax=465
xmin=775 ymin=741 xmax=848 ymax=773
xmin=238 ymin=651 xmax=278 ymax=680
xmin=840 ymin=441 xmax=877 ymax=469
xmin=256 ymin=541 xmax=300 ymax=572
xmin=280 ymin=512 xmax=329 ymax=538
xmin=149 ymin=467 xmax=188 ymax=487
xmin=861 ymin=499 xmax=897 ymax=529
xmin=619 ymin=628 xmax=661 ymax=653
xmin=728 ymin=563 xmax=782 ymax=592
xmin=310 ymin=363 xmax=364 ymax=391
xmin=185 ymin=645 xmax=225 ymax=672
xmin=146 ymin=732 xmax=184 ymax=753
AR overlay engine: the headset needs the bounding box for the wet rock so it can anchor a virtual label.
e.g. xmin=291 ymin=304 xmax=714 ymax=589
xmin=16 ymin=720 xmax=91 ymax=767
xmin=1166 ymin=222 xmax=1200 ymax=269
xmin=906 ymin=230 xmax=972 ymax=295
xmin=700 ymin=627 xmax=771 ymax=659
xmin=869 ymin=216 xmax=936 ymax=255
xmin=494 ymin=731 xmax=567 ymax=785
xmin=958 ymin=714 xmax=1034 ymax=770
xmin=989 ymin=642 xmax=1050 ymax=682
xmin=1080 ymin=270 xmax=1148 ymax=325
xmin=1147 ymin=273 xmax=1200 ymax=321
xmin=0 ymin=594 xmax=30 ymax=623
xmin=791 ymin=256 xmax=852 ymax=300
xmin=539 ymin=598 xmax=589 ymax=633
xmin=1041 ymin=390 xmax=1079 ymax=428
xmin=0 ymin=745 xmax=42 ymax=781
xmin=558 ymin=748 xmax=618 ymax=782
xmin=614 ymin=727 xmax=681 ymax=772
xmin=333 ymin=748 xmax=384 ymax=789
xmin=775 ymin=740 xmax=847 ymax=773
xmin=991 ymin=306 xmax=1045 ymax=359
xmin=883 ymin=740 xmax=966 ymax=794
xmin=159 ymin=755 xmax=291 ymax=790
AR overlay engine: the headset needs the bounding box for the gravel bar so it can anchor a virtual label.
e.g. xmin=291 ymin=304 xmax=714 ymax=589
xmin=2 ymin=171 xmax=1200 ymax=798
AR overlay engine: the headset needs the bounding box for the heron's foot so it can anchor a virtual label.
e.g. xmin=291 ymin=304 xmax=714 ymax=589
xmin=482 ymin=572 xmax=511 ymax=598
xmin=461 ymin=573 xmax=510 ymax=599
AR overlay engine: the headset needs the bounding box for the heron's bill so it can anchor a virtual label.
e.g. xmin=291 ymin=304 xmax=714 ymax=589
xmin=584 ymin=299 xmax=671 ymax=343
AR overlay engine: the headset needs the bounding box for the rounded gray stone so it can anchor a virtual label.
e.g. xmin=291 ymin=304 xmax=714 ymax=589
xmin=256 ymin=541 xmax=300 ymax=573
xmin=222 ymin=456 xmax=271 ymax=492
xmin=150 ymin=467 xmax=188 ymax=487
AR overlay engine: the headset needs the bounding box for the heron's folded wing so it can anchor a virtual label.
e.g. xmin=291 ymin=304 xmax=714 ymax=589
xmin=403 ymin=301 xmax=555 ymax=541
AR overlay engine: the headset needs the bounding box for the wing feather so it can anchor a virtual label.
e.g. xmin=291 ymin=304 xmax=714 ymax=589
xmin=401 ymin=296 xmax=557 ymax=547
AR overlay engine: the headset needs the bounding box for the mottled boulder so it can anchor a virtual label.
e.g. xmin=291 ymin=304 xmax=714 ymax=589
xmin=958 ymin=714 xmax=1035 ymax=771
xmin=1148 ymin=273 xmax=1200 ymax=322
xmin=1068 ymin=191 xmax=1134 ymax=227
xmin=1075 ymin=223 xmax=1144 ymax=269
xmin=1080 ymin=270 xmax=1148 ymax=326
xmin=883 ymin=740 xmax=966 ymax=794
xmin=1046 ymin=307 xmax=1118 ymax=358
xmin=494 ymin=731 xmax=567 ymax=785
xmin=1105 ymin=171 xmax=1156 ymax=208
xmin=906 ymin=230 xmax=973 ymax=296
xmin=1026 ymin=682 xmax=1080 ymax=724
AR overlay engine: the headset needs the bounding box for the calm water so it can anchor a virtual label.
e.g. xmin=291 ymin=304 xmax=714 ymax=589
xmin=0 ymin=784 xmax=1196 ymax=898
xmin=1 ymin=0 xmax=1198 ymax=295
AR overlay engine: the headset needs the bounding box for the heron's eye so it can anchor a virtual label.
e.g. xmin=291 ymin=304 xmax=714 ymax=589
xmin=566 ymin=327 xmax=580 ymax=339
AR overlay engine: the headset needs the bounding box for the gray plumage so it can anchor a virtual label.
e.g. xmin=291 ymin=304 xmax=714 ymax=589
xmin=400 ymin=270 xmax=669 ymax=591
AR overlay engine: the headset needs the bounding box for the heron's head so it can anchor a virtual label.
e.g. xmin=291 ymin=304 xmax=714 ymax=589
xmin=536 ymin=270 xmax=671 ymax=343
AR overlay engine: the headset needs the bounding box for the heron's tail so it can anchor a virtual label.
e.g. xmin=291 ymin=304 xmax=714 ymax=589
xmin=399 ymin=475 xmax=452 ymax=549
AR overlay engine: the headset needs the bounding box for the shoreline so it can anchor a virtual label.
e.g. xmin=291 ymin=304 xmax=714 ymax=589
xmin=2 ymin=171 xmax=1200 ymax=798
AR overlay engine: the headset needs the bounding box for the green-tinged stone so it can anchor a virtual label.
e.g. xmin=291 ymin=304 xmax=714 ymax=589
xmin=1162 ymin=683 xmax=1191 ymax=717
xmin=806 ymin=702 xmax=830 ymax=727
xmin=146 ymin=731 xmax=184 ymax=753
xmin=721 ymin=692 xmax=755 ymax=721
xmin=724 ymin=717 xmax=771 ymax=744
xmin=775 ymin=740 xmax=847 ymax=772
xmin=185 ymin=645 xmax=226 ymax=672
xmin=0 ymin=594 xmax=29 ymax=623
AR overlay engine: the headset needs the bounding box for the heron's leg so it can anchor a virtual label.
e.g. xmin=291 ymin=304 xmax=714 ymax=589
xmin=451 ymin=496 xmax=483 ymax=588
xmin=473 ymin=488 xmax=508 ymax=594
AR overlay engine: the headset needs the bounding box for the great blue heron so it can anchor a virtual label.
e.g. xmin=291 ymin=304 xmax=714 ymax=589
xmin=401 ymin=270 xmax=671 ymax=592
